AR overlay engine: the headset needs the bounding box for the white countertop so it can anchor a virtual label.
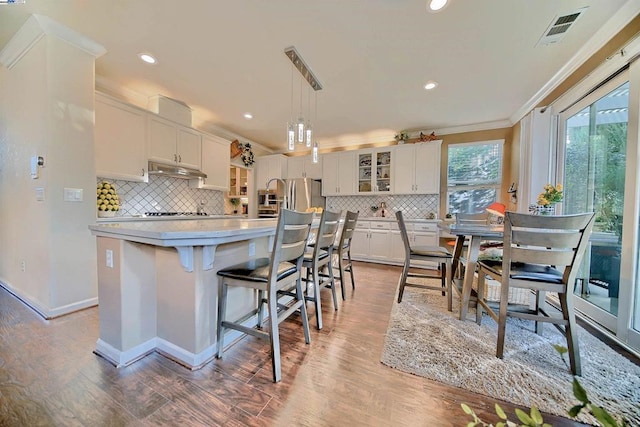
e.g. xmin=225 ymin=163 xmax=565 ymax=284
xmin=358 ymin=216 xmax=440 ymax=223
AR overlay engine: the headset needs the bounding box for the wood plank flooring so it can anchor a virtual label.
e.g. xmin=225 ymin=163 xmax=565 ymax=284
xmin=0 ymin=262 xmax=611 ymax=426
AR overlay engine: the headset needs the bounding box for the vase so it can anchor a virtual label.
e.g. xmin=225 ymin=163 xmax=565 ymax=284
xmin=535 ymin=205 xmax=556 ymax=216
xmin=98 ymin=210 xmax=116 ymax=218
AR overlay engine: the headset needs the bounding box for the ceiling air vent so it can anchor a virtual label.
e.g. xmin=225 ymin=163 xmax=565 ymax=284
xmin=536 ymin=7 xmax=588 ymax=47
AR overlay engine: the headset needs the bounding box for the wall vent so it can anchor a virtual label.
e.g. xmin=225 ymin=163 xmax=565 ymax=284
xmin=536 ymin=7 xmax=588 ymax=47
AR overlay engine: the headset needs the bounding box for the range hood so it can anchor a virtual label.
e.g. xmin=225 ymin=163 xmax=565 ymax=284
xmin=148 ymin=161 xmax=207 ymax=179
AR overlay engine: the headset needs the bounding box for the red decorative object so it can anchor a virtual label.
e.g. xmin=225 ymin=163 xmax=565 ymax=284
xmin=418 ymin=131 xmax=438 ymax=142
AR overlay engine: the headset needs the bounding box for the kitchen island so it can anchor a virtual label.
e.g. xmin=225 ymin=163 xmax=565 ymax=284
xmin=89 ymin=217 xmax=279 ymax=369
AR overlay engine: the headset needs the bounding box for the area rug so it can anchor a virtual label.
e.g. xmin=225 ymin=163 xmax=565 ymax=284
xmin=380 ymin=281 xmax=640 ymax=425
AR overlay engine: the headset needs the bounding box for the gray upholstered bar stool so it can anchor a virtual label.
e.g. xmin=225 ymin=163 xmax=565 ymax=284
xmin=396 ymin=210 xmax=453 ymax=311
xmin=216 ymin=209 xmax=314 ymax=383
xmin=335 ymin=210 xmax=359 ymax=300
xmin=302 ymin=209 xmax=342 ymax=330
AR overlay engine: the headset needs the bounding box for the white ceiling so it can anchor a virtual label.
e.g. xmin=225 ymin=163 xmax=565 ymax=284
xmin=1 ymin=0 xmax=638 ymax=153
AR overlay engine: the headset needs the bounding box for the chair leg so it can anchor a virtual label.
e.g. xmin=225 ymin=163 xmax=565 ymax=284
xmin=267 ymin=287 xmax=282 ymax=383
xmin=397 ymin=257 xmax=410 ymax=303
xmin=446 ymin=259 xmax=453 ymax=312
xmin=476 ymin=270 xmax=486 ymax=325
xmin=326 ymin=262 xmax=338 ymax=310
xmin=347 ymin=249 xmax=356 ymax=290
xmin=560 ymin=291 xmax=582 ymax=376
xmin=312 ymin=263 xmax=323 ymax=330
xmin=296 ymin=276 xmax=311 ymax=345
xmin=216 ymin=281 xmax=228 ymax=359
xmin=257 ymin=289 xmax=265 ymax=329
xmin=338 ymin=254 xmax=346 ymax=301
xmin=496 ymin=279 xmax=510 ymax=359
xmin=535 ymin=290 xmax=546 ymax=335
xmin=440 ymin=263 xmax=446 ymax=296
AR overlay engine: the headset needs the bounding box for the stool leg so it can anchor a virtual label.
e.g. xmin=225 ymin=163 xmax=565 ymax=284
xmin=347 ymin=249 xmax=356 ymax=290
xmin=267 ymin=286 xmax=282 ymax=383
xmin=326 ymin=262 xmax=338 ymax=310
xmin=216 ymin=281 xmax=228 ymax=358
xmin=338 ymin=254 xmax=346 ymax=301
xmin=296 ymin=276 xmax=311 ymax=344
xmin=257 ymin=290 xmax=265 ymax=329
xmin=312 ymin=262 xmax=323 ymax=330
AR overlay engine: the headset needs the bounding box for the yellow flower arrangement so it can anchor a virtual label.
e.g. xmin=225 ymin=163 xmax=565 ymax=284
xmin=537 ymin=183 xmax=563 ymax=206
xmin=96 ymin=181 xmax=120 ymax=212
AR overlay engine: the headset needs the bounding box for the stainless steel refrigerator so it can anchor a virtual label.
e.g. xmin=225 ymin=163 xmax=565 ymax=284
xmin=285 ymin=178 xmax=325 ymax=212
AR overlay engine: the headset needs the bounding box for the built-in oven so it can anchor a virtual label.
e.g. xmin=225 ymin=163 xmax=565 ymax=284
xmin=257 ymin=190 xmax=281 ymax=218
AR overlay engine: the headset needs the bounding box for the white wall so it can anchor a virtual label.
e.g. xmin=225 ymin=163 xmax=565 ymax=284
xmin=0 ymin=17 xmax=102 ymax=317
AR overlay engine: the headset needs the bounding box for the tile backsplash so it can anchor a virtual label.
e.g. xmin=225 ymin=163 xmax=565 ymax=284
xmin=97 ymin=175 xmax=224 ymax=216
xmin=326 ymin=194 xmax=439 ymax=219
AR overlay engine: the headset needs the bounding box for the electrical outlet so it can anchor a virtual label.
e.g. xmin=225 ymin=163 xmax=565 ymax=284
xmin=20 ymin=261 xmax=26 ymax=272
xmin=105 ymin=250 xmax=114 ymax=268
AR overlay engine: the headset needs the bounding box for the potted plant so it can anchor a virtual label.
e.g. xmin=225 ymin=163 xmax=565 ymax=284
xmin=230 ymin=198 xmax=241 ymax=214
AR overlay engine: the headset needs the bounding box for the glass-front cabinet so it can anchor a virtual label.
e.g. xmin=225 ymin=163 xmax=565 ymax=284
xmin=358 ymin=149 xmax=392 ymax=193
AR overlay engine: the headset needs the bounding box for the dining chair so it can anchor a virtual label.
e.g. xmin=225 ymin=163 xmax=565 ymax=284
xmin=476 ymin=211 xmax=595 ymax=375
xmin=335 ymin=210 xmax=359 ymax=300
xmin=396 ymin=211 xmax=453 ymax=311
xmin=302 ymin=209 xmax=342 ymax=330
xmin=216 ymin=209 xmax=314 ymax=383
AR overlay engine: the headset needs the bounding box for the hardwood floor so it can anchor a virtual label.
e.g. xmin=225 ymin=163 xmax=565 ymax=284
xmin=0 ymin=262 xmax=598 ymax=426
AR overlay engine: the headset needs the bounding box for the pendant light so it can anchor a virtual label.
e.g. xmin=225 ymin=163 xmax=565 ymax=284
xmin=287 ymin=62 xmax=295 ymax=151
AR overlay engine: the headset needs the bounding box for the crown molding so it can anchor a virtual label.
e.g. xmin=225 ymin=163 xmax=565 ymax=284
xmin=509 ymin=0 xmax=640 ymax=124
xmin=0 ymin=14 xmax=106 ymax=69
xmin=431 ymin=119 xmax=513 ymax=135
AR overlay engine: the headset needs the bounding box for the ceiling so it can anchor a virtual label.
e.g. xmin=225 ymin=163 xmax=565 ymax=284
xmin=1 ymin=0 xmax=637 ymax=153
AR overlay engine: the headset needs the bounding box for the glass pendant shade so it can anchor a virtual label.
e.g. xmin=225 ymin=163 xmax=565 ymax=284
xmin=312 ymin=141 xmax=319 ymax=163
xmin=305 ymin=124 xmax=313 ymax=148
xmin=287 ymin=123 xmax=295 ymax=151
xmin=297 ymin=118 xmax=305 ymax=143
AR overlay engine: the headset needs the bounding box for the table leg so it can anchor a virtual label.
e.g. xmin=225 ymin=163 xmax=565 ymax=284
xmin=451 ymin=235 xmax=466 ymax=278
xmin=459 ymin=236 xmax=482 ymax=321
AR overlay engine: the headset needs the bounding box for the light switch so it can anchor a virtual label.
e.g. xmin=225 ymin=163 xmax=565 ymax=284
xmin=63 ymin=188 xmax=83 ymax=202
xmin=105 ymin=249 xmax=114 ymax=268
xmin=35 ymin=187 xmax=45 ymax=201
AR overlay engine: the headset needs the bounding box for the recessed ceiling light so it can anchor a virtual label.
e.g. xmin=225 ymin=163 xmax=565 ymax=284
xmin=424 ymin=81 xmax=438 ymax=90
xmin=244 ymin=113 xmax=253 ymax=120
xmin=428 ymin=0 xmax=449 ymax=12
xmin=139 ymin=53 xmax=157 ymax=64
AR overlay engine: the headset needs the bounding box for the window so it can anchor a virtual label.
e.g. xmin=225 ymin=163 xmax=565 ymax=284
xmin=447 ymin=140 xmax=503 ymax=214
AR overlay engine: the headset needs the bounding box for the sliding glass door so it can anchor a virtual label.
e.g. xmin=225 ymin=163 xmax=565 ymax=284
xmin=558 ymin=72 xmax=630 ymax=335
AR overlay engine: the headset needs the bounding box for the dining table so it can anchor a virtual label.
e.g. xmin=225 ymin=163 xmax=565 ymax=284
xmin=438 ymin=221 xmax=504 ymax=321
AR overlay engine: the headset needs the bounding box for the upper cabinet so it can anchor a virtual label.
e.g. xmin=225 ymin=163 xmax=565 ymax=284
xmin=322 ymin=151 xmax=356 ymax=196
xmin=95 ymin=93 xmax=148 ymax=182
xmin=148 ymin=115 xmax=201 ymax=170
xmin=228 ymin=165 xmax=248 ymax=196
xmin=393 ymin=141 xmax=441 ymax=194
xmin=285 ymin=155 xmax=323 ymax=179
xmin=357 ymin=148 xmax=392 ymax=194
xmin=255 ymin=154 xmax=288 ymax=190
xmin=190 ymin=134 xmax=230 ymax=191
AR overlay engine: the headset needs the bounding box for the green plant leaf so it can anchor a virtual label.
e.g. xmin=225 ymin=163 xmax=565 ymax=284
xmin=461 ymin=403 xmax=474 ymax=415
xmin=465 ymin=422 xmax=477 ymax=427
xmin=496 ymin=422 xmax=505 ymax=427
xmin=515 ymin=408 xmax=534 ymax=425
xmin=572 ymin=378 xmax=589 ymax=403
xmin=530 ymin=407 xmax=544 ymax=425
xmin=552 ymin=344 xmax=568 ymax=355
xmin=568 ymin=404 xmax=584 ymax=418
xmin=495 ymin=404 xmax=507 ymax=420
xmin=589 ymin=404 xmax=619 ymax=427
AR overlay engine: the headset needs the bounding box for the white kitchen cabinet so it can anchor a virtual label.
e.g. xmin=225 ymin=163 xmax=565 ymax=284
xmin=255 ymin=154 xmax=288 ymax=190
xmin=357 ymin=148 xmax=392 ymax=193
xmin=189 ymin=134 xmax=230 ymax=190
xmin=148 ymin=115 xmax=202 ymax=170
xmin=322 ymin=151 xmax=356 ymax=196
xmin=350 ymin=220 xmax=391 ymax=262
xmin=95 ymin=93 xmax=148 ymax=182
xmin=285 ymin=155 xmax=323 ymax=179
xmin=390 ymin=221 xmax=439 ymax=267
xmin=393 ymin=141 xmax=441 ymax=194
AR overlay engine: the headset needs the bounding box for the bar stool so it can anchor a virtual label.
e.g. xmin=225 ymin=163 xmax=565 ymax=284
xmin=216 ymin=209 xmax=314 ymax=383
xmin=302 ymin=209 xmax=342 ymax=330
xmin=396 ymin=210 xmax=453 ymax=311
xmin=335 ymin=210 xmax=359 ymax=300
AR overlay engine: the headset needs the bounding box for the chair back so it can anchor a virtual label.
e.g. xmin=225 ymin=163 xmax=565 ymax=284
xmin=338 ymin=211 xmax=359 ymax=250
xmin=502 ymin=212 xmax=595 ymax=287
xmin=270 ymin=209 xmax=314 ymax=276
xmin=315 ymin=210 xmax=342 ymax=253
xmin=395 ymin=211 xmax=412 ymax=258
xmin=456 ymin=212 xmax=490 ymax=225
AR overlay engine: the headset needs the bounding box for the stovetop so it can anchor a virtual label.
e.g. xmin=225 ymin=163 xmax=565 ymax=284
xmin=144 ymin=212 xmax=208 ymax=217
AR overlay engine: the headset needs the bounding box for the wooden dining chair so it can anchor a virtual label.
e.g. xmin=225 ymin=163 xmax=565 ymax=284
xmin=216 ymin=209 xmax=314 ymax=383
xmin=302 ymin=209 xmax=342 ymax=330
xmin=396 ymin=211 xmax=453 ymax=311
xmin=476 ymin=211 xmax=595 ymax=375
xmin=335 ymin=210 xmax=359 ymax=300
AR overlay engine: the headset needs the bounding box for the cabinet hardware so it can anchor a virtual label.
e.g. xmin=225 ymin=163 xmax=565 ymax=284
xmin=141 ymin=168 xmax=145 ymax=176
xmin=173 ymin=153 xmax=177 ymax=162
xmin=178 ymin=154 xmax=182 ymax=163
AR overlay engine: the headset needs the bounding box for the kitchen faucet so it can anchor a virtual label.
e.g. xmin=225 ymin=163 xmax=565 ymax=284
xmin=265 ymin=178 xmax=288 ymax=210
